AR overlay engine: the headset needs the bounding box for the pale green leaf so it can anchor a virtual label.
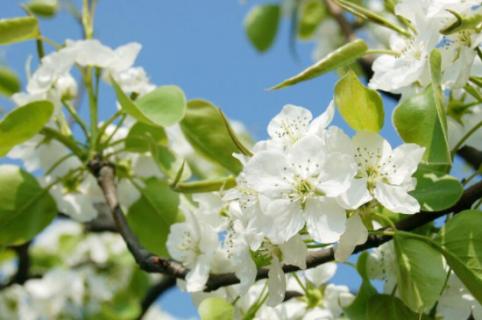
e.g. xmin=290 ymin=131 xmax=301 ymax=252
xmin=0 ymin=100 xmax=54 ymax=156
xmin=0 ymin=66 xmax=21 ymax=97
xmin=366 ymin=295 xmax=419 ymax=320
xmin=0 ymin=16 xmax=39 ymax=45
xmin=270 ymin=39 xmax=368 ymax=90
xmin=297 ymin=0 xmax=327 ymax=39
xmin=199 ymin=297 xmax=234 ymax=320
xmin=244 ymin=4 xmax=280 ymax=53
xmin=0 ymin=165 xmax=57 ymax=246
xmin=25 ymin=0 xmax=59 ymax=18
xmin=125 ymin=122 xmax=168 ymax=153
xmin=334 ymin=70 xmax=384 ymax=132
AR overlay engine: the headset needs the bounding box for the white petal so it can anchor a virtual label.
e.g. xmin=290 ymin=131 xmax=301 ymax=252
xmin=353 ymin=132 xmax=392 ymax=167
xmin=279 ymin=235 xmax=307 ymax=269
xmin=335 ymin=215 xmax=368 ymax=261
xmin=374 ymin=182 xmax=420 ymax=214
xmin=264 ymin=199 xmax=305 ymax=244
xmin=288 ymin=135 xmax=325 ymax=179
xmin=317 ymin=152 xmax=357 ymax=197
xmin=111 ymin=42 xmax=142 ymax=71
xmin=308 ymin=100 xmax=335 ymax=136
xmin=267 ymin=257 xmax=286 ymax=306
xmin=386 ymin=143 xmax=424 ymax=185
xmin=233 ymin=246 xmax=257 ymax=294
xmin=337 ymin=177 xmax=372 ymax=209
xmin=267 ymin=104 xmax=312 ymax=143
xmin=305 ymin=198 xmax=346 ymax=243
xmin=186 ymin=257 xmax=211 ymax=292
xmin=304 ymin=262 xmax=337 ymax=287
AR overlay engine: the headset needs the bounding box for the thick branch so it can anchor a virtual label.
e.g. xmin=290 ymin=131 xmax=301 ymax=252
xmin=458 ymin=146 xmax=482 ymax=171
xmin=0 ymin=242 xmax=31 ymax=290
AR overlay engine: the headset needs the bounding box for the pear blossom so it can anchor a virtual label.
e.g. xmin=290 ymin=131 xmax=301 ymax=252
xmin=438 ymin=273 xmax=482 ymax=320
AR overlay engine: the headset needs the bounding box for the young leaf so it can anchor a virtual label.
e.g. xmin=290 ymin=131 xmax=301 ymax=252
xmin=393 ymin=86 xmax=451 ymax=171
xmin=270 ymin=39 xmax=368 ymax=90
xmin=440 ymin=210 xmax=482 ymax=304
xmin=112 ymin=80 xmax=186 ymax=127
xmin=25 ymin=0 xmax=59 ymax=18
xmin=126 ymin=178 xmax=180 ymax=257
xmin=297 ymin=0 xmax=326 ymax=39
xmin=198 ymin=297 xmax=234 ymax=320
xmin=173 ymin=176 xmax=236 ymax=193
xmin=366 ymin=295 xmax=420 ymax=320
xmin=0 ymin=165 xmax=57 ymax=246
xmin=410 ymin=166 xmax=463 ymax=211
xmin=0 ymin=16 xmax=40 ymax=45
xmin=393 ymin=235 xmax=446 ymax=312
xmin=244 ymin=4 xmax=280 ymax=53
xmin=334 ymin=70 xmax=384 ymax=132
xmin=0 ymin=66 xmax=21 ymax=97
xmin=180 ymin=99 xmax=243 ymax=174
xmin=125 ymin=122 xmax=168 ymax=153
xmin=0 ymin=100 xmax=54 ymax=156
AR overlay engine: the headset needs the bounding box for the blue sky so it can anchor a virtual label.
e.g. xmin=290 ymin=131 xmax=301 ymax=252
xmin=0 ymin=0 xmax=469 ymax=318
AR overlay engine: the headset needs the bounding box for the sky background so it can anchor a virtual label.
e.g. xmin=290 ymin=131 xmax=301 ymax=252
xmin=0 ymin=0 xmax=469 ymax=318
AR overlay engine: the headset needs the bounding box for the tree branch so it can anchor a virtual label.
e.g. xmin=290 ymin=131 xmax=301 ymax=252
xmin=0 ymin=242 xmax=31 ymax=290
xmin=457 ymin=146 xmax=482 ymax=171
xmin=138 ymin=276 xmax=176 ymax=320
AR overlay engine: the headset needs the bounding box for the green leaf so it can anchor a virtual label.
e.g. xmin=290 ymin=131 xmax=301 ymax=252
xmin=410 ymin=166 xmax=463 ymax=211
xmin=366 ymin=295 xmax=419 ymax=320
xmin=125 ymin=122 xmax=168 ymax=153
xmin=244 ymin=4 xmax=280 ymax=53
xmin=336 ymin=0 xmax=410 ymax=37
xmin=440 ymin=210 xmax=482 ymax=304
xmin=270 ymin=39 xmax=368 ymax=90
xmin=334 ymin=70 xmax=384 ymax=132
xmin=0 ymin=16 xmax=40 ymax=45
xmin=393 ymin=235 xmax=446 ymax=312
xmin=112 ymin=80 xmax=186 ymax=127
xmin=136 ymin=86 xmax=187 ymax=127
xmin=441 ymin=10 xmax=482 ymax=35
xmin=173 ymin=176 xmax=236 ymax=193
xmin=151 ymin=144 xmax=187 ymax=180
xmin=0 ymin=66 xmax=21 ymax=97
xmin=199 ymin=297 xmax=234 ymax=320
xmin=25 ymin=0 xmax=59 ymax=18
xmin=0 ymin=100 xmax=54 ymax=156
xmin=297 ymin=0 xmax=327 ymax=39
xmin=126 ymin=178 xmax=179 ymax=257
xmin=180 ymin=99 xmax=243 ymax=174
xmin=393 ymin=86 xmax=451 ymax=170
xmin=0 ymin=165 xmax=57 ymax=246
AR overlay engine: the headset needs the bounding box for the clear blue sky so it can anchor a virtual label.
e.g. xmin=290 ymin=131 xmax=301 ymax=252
xmin=0 ymin=1 xmax=468 ymax=318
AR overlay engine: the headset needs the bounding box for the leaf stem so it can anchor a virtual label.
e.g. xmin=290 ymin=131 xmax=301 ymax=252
xmin=451 ymin=120 xmax=482 ymax=154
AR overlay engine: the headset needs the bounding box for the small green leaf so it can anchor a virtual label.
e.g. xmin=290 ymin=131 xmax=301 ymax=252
xmin=125 ymin=122 xmax=168 ymax=153
xmin=440 ymin=210 xmax=482 ymax=304
xmin=366 ymin=295 xmax=419 ymax=320
xmin=410 ymin=166 xmax=463 ymax=211
xmin=270 ymin=39 xmax=368 ymax=90
xmin=173 ymin=176 xmax=236 ymax=193
xmin=0 ymin=165 xmax=57 ymax=246
xmin=393 ymin=86 xmax=451 ymax=170
xmin=112 ymin=80 xmax=186 ymax=127
xmin=441 ymin=10 xmax=482 ymax=35
xmin=136 ymin=86 xmax=187 ymax=127
xmin=0 ymin=16 xmax=40 ymax=45
xmin=0 ymin=66 xmax=21 ymax=97
xmin=0 ymin=100 xmax=54 ymax=156
xmin=180 ymin=99 xmax=243 ymax=174
xmin=393 ymin=235 xmax=446 ymax=312
xmin=199 ymin=297 xmax=234 ymax=320
xmin=25 ymin=0 xmax=59 ymax=18
xmin=334 ymin=70 xmax=384 ymax=132
xmin=126 ymin=178 xmax=179 ymax=257
xmin=297 ymin=0 xmax=326 ymax=39
xmin=244 ymin=4 xmax=280 ymax=53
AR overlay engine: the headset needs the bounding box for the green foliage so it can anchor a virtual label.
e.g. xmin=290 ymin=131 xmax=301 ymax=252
xmin=0 ymin=165 xmax=57 ymax=246
xmin=113 ymin=81 xmax=186 ymax=127
xmin=173 ymin=176 xmax=236 ymax=193
xmin=180 ymin=99 xmax=243 ymax=174
xmin=126 ymin=178 xmax=180 ymax=257
xmin=244 ymin=4 xmax=280 ymax=53
xmin=393 ymin=86 xmax=451 ymax=170
xmin=0 ymin=16 xmax=39 ymax=45
xmin=440 ymin=210 xmax=482 ymax=304
xmin=0 ymin=66 xmax=21 ymax=97
xmin=125 ymin=122 xmax=168 ymax=153
xmin=270 ymin=39 xmax=368 ymax=89
xmin=366 ymin=295 xmax=420 ymax=320
xmin=0 ymin=100 xmax=54 ymax=156
xmin=410 ymin=165 xmax=463 ymax=211
xmin=25 ymin=0 xmax=59 ymax=18
xmin=297 ymin=0 xmax=326 ymax=39
xmin=334 ymin=70 xmax=384 ymax=132
xmin=199 ymin=297 xmax=234 ymax=320
xmin=393 ymin=235 xmax=446 ymax=312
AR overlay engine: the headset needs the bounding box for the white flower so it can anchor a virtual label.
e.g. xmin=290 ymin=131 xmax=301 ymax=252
xmin=244 ymin=133 xmax=356 ymax=244
xmin=166 ymin=211 xmax=219 ymax=292
xmin=334 ymin=214 xmax=369 ymax=261
xmin=339 ymin=132 xmax=424 ymax=215
xmin=366 ymin=241 xmax=397 ymax=293
xmin=304 ymin=262 xmax=337 ymax=288
xmin=438 ymin=273 xmax=482 ymax=320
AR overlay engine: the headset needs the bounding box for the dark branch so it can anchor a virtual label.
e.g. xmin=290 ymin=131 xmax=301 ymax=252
xmin=457 ymin=146 xmax=482 ymax=171
xmin=0 ymin=242 xmax=31 ymax=290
